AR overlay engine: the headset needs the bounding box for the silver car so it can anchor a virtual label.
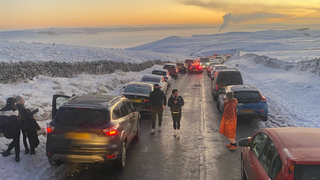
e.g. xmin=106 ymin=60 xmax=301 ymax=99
xmin=140 ymin=74 xmax=168 ymax=94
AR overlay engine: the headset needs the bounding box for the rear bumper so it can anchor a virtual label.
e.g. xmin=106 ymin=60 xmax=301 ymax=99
xmin=237 ymin=105 xmax=268 ymax=119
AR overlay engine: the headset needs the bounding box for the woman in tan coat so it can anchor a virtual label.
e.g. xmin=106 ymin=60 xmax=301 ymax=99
xmin=219 ymin=92 xmax=238 ymax=151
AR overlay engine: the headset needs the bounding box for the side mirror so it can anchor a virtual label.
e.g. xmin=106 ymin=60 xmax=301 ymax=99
xmin=239 ymin=137 xmax=251 ymax=147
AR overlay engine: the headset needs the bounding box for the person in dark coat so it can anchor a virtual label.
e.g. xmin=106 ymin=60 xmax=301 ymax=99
xmin=15 ymin=96 xmax=40 ymax=155
xmin=187 ymin=63 xmax=193 ymax=75
xmin=168 ymin=89 xmax=184 ymax=139
xmin=149 ymin=84 xmax=166 ymax=134
xmin=0 ymin=98 xmax=20 ymax=162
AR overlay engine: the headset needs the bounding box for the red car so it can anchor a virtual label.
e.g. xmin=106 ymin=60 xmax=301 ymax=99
xmin=239 ymin=127 xmax=320 ymax=180
xmin=163 ymin=63 xmax=179 ymax=79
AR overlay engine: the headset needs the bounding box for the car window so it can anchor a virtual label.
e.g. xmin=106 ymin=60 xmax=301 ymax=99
xmin=269 ymin=155 xmax=282 ymax=180
xmin=119 ymin=101 xmax=128 ymax=117
xmin=260 ymin=139 xmax=277 ymax=172
xmin=152 ymin=70 xmax=166 ymax=76
xmin=294 ymin=165 xmax=320 ymax=180
xmin=125 ymin=101 xmax=132 ymax=114
xmin=217 ymin=72 xmax=243 ymax=85
xmin=251 ymin=132 xmax=268 ymax=158
xmin=141 ymin=76 xmax=160 ymax=82
xmin=55 ymin=108 xmax=110 ymax=127
xmin=124 ymin=85 xmax=151 ymax=94
xmin=164 ymin=65 xmax=175 ymax=69
xmin=113 ymin=104 xmax=121 ymax=119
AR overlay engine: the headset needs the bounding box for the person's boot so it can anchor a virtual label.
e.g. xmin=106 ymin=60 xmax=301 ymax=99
xmin=15 ymin=156 xmax=20 ymax=162
xmin=225 ymin=144 xmax=232 ymax=148
xmin=2 ymin=151 xmax=11 ymax=157
xmin=173 ymin=129 xmax=177 ymax=137
xmin=229 ymin=143 xmax=238 ymax=151
xmin=150 ymin=129 xmax=155 ymax=135
xmin=158 ymin=126 xmax=161 ymax=132
xmin=176 ymin=130 xmax=180 ymax=139
xmin=25 ymin=148 xmax=30 ymax=154
xmin=30 ymin=149 xmax=36 ymax=155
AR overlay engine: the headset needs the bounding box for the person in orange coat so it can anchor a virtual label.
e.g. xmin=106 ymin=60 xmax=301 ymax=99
xmin=219 ymin=92 xmax=238 ymax=151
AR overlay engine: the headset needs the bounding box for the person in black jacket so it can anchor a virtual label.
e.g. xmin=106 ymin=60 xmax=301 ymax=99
xmin=15 ymin=96 xmax=40 ymax=155
xmin=149 ymin=84 xmax=166 ymax=134
xmin=187 ymin=63 xmax=192 ymax=75
xmin=168 ymin=89 xmax=184 ymax=138
xmin=0 ymin=98 xmax=20 ymax=162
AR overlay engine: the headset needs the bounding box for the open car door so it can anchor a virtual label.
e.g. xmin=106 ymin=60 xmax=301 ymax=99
xmin=52 ymin=95 xmax=71 ymax=119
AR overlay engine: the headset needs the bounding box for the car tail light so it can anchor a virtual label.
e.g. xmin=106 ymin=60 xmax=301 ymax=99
xmin=147 ymin=108 xmax=151 ymax=110
xmin=215 ymin=84 xmax=219 ymax=90
xmin=107 ymin=154 xmax=117 ymax=159
xmin=198 ymin=66 xmax=202 ymax=69
xmin=159 ymin=86 xmax=162 ymax=88
xmin=284 ymin=149 xmax=295 ymax=180
xmin=47 ymin=123 xmax=55 ymax=134
xmin=260 ymin=93 xmax=267 ymax=102
xmin=143 ymin=99 xmax=149 ymax=103
xmin=102 ymin=124 xmax=119 ymax=137
xmin=258 ymin=109 xmax=264 ymax=112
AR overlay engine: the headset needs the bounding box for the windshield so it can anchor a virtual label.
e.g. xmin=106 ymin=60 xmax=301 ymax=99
xmin=234 ymin=91 xmax=261 ymax=103
xmin=152 ymin=70 xmax=166 ymax=76
xmin=141 ymin=76 xmax=160 ymax=82
xmin=216 ymin=72 xmax=243 ymax=85
xmin=200 ymin=58 xmax=210 ymax=62
xmin=124 ymin=85 xmax=151 ymax=94
xmin=55 ymin=108 xmax=110 ymax=127
xmin=294 ymin=164 xmax=320 ymax=180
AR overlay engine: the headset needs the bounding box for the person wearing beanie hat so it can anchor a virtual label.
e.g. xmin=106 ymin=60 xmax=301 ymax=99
xmin=219 ymin=91 xmax=238 ymax=151
xmin=168 ymin=89 xmax=184 ymax=139
xmin=0 ymin=97 xmax=21 ymax=162
xmin=15 ymin=95 xmax=40 ymax=155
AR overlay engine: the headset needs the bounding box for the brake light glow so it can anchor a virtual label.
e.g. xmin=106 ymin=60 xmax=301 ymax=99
xmin=258 ymin=109 xmax=264 ymax=112
xmin=260 ymin=93 xmax=267 ymax=102
xmin=215 ymin=84 xmax=219 ymax=90
xmin=198 ymin=66 xmax=202 ymax=69
xmin=189 ymin=67 xmax=192 ymax=69
xmin=107 ymin=155 xmax=117 ymax=159
xmin=47 ymin=123 xmax=55 ymax=133
xmin=147 ymin=108 xmax=151 ymax=110
xmin=102 ymin=124 xmax=119 ymax=137
xmin=143 ymin=99 xmax=149 ymax=103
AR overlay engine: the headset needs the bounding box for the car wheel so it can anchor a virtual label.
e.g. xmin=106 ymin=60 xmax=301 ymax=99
xmin=133 ymin=121 xmax=140 ymax=141
xmin=116 ymin=142 xmax=127 ymax=170
xmin=241 ymin=158 xmax=247 ymax=180
xmin=48 ymin=158 xmax=63 ymax=166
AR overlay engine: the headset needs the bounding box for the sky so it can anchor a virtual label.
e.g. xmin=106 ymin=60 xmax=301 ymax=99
xmin=1 ymin=0 xmax=320 ymax=30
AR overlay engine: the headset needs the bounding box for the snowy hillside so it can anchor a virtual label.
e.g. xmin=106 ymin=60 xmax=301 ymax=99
xmin=0 ymin=40 xmax=189 ymax=63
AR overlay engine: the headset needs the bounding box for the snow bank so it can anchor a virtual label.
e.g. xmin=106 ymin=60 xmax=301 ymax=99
xmin=225 ymin=54 xmax=320 ymax=129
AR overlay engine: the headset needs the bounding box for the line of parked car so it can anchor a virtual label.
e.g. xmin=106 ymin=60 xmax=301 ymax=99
xmin=206 ymin=55 xmax=320 ymax=180
xmin=46 ymin=62 xmax=179 ymax=170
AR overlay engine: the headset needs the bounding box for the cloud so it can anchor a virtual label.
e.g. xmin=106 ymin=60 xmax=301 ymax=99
xmin=180 ymin=0 xmax=320 ymax=13
xmin=219 ymin=12 xmax=290 ymax=31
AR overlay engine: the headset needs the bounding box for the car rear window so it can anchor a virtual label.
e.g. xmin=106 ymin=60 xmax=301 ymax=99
xmin=55 ymin=108 xmax=110 ymax=127
xmin=152 ymin=70 xmax=166 ymax=76
xmin=176 ymin=63 xmax=184 ymax=66
xmin=200 ymin=58 xmax=210 ymax=62
xmin=216 ymin=72 xmax=243 ymax=85
xmin=164 ymin=65 xmax=175 ymax=69
xmin=141 ymin=76 xmax=160 ymax=82
xmin=215 ymin=66 xmax=227 ymax=69
xmin=185 ymin=60 xmax=194 ymax=64
xmin=294 ymin=165 xmax=320 ymax=180
xmin=124 ymin=85 xmax=151 ymax=94
xmin=234 ymin=91 xmax=261 ymax=103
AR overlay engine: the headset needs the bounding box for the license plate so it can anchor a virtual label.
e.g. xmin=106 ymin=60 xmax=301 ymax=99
xmin=130 ymin=99 xmax=142 ymax=103
xmin=241 ymin=110 xmax=255 ymax=113
xmin=65 ymin=133 xmax=91 ymax=140
xmin=219 ymin=86 xmax=226 ymax=89
xmin=178 ymin=66 xmax=182 ymax=68
xmin=193 ymin=69 xmax=198 ymax=71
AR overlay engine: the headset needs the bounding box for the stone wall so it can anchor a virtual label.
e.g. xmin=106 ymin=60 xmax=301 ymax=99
xmin=0 ymin=60 xmax=165 ymax=83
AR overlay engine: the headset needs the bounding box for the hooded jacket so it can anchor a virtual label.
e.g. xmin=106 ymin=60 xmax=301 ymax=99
xmin=16 ymin=104 xmax=40 ymax=130
xmin=0 ymin=104 xmax=20 ymax=138
xmin=168 ymin=95 xmax=184 ymax=112
xmin=149 ymin=88 xmax=166 ymax=107
xmin=219 ymin=98 xmax=238 ymax=139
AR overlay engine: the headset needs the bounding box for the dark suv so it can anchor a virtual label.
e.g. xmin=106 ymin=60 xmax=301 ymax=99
xmin=46 ymin=94 xmax=141 ymax=169
xmin=212 ymin=69 xmax=243 ymax=101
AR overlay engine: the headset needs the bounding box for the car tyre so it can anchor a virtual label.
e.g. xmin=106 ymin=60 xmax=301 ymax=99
xmin=115 ymin=142 xmax=127 ymax=170
xmin=48 ymin=158 xmax=63 ymax=167
xmin=241 ymin=158 xmax=247 ymax=180
xmin=133 ymin=121 xmax=140 ymax=141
